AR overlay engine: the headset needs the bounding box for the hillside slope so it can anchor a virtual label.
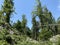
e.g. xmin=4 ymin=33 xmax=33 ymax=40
xmin=0 ymin=23 xmax=60 ymax=45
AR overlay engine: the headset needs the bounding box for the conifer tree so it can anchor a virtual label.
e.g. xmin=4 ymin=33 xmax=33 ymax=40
xmin=0 ymin=11 xmax=3 ymax=22
xmin=34 ymin=0 xmax=44 ymax=30
xmin=32 ymin=14 xmax=39 ymax=40
xmin=13 ymin=20 xmax=22 ymax=33
xmin=2 ymin=0 xmax=14 ymax=24
xmin=21 ymin=14 xmax=27 ymax=35
xmin=57 ymin=17 xmax=60 ymax=34
xmin=43 ymin=7 xmax=53 ymax=30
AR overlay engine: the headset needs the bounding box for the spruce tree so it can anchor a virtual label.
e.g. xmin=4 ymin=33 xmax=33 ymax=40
xmin=57 ymin=17 xmax=60 ymax=34
xmin=32 ymin=14 xmax=39 ymax=40
xmin=34 ymin=0 xmax=44 ymax=30
xmin=2 ymin=0 xmax=14 ymax=24
xmin=13 ymin=20 xmax=22 ymax=33
xmin=21 ymin=14 xmax=27 ymax=35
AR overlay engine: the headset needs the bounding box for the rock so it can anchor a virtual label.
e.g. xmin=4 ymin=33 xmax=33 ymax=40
xmin=50 ymin=35 xmax=60 ymax=45
xmin=26 ymin=37 xmax=38 ymax=44
xmin=9 ymin=30 xmax=14 ymax=34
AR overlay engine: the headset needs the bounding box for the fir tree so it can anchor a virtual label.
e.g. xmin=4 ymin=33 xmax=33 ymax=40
xmin=21 ymin=14 xmax=27 ymax=35
xmin=32 ymin=14 xmax=39 ymax=40
xmin=2 ymin=0 xmax=14 ymax=24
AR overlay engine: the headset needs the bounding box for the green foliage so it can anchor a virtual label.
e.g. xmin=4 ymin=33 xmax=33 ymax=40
xmin=13 ymin=20 xmax=22 ymax=33
xmin=21 ymin=14 xmax=27 ymax=34
xmin=0 ymin=40 xmax=10 ymax=45
xmin=26 ymin=27 xmax=32 ymax=37
xmin=39 ymin=29 xmax=53 ymax=40
xmin=0 ymin=0 xmax=60 ymax=45
xmin=0 ymin=28 xmax=8 ymax=40
xmin=2 ymin=0 xmax=14 ymax=24
xmin=32 ymin=14 xmax=39 ymax=40
xmin=57 ymin=17 xmax=60 ymax=34
xmin=57 ymin=38 xmax=60 ymax=45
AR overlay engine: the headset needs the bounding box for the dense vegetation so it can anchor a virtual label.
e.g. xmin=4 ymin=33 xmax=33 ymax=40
xmin=0 ymin=0 xmax=60 ymax=45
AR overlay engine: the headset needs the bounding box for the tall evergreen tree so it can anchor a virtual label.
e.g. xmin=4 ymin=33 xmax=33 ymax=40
xmin=43 ymin=7 xmax=53 ymax=30
xmin=2 ymin=0 xmax=14 ymax=24
xmin=39 ymin=7 xmax=54 ymax=40
xmin=21 ymin=14 xmax=27 ymax=35
xmin=33 ymin=0 xmax=57 ymax=40
xmin=43 ymin=7 xmax=58 ymax=35
xmin=34 ymin=0 xmax=44 ymax=30
xmin=0 ymin=10 xmax=6 ymax=25
xmin=32 ymin=14 xmax=39 ymax=40
xmin=57 ymin=17 xmax=60 ymax=34
xmin=13 ymin=20 xmax=22 ymax=33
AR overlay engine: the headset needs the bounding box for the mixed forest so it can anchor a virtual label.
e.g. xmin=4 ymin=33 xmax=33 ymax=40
xmin=0 ymin=0 xmax=60 ymax=45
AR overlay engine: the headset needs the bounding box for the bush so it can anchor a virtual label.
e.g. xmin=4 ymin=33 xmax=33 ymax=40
xmin=39 ymin=29 xmax=53 ymax=40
